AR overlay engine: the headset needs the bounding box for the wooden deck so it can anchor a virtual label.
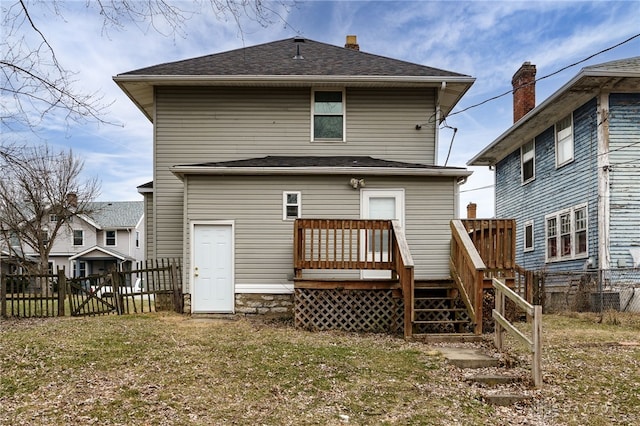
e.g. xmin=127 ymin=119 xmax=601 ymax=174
xmin=293 ymin=218 xmax=518 ymax=338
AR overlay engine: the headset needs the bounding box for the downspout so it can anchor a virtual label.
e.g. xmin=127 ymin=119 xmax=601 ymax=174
xmin=435 ymin=81 xmax=446 ymax=165
xmin=597 ymin=92 xmax=610 ymax=270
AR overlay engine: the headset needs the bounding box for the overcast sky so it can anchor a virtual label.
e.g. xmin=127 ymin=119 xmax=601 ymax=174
xmin=4 ymin=0 xmax=640 ymax=218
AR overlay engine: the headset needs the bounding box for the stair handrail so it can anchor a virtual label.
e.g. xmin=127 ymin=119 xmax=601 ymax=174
xmin=450 ymin=219 xmax=486 ymax=334
xmin=493 ymin=277 xmax=543 ymax=388
xmin=391 ymin=220 xmax=414 ymax=338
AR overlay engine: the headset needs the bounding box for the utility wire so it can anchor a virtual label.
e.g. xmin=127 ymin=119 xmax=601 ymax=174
xmin=448 ymin=33 xmax=640 ymax=117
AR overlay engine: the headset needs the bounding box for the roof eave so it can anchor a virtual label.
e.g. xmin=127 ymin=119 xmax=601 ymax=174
xmin=170 ymin=165 xmax=472 ymax=179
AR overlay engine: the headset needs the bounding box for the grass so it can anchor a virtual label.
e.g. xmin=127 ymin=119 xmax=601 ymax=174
xmin=1 ymin=312 xmax=639 ymax=425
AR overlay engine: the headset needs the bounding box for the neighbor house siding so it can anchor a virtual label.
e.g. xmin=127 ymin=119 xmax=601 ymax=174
xmin=153 ymin=86 xmax=438 ymax=260
xmin=182 ymin=175 xmax=455 ymax=293
xmin=608 ymin=93 xmax=640 ymax=267
xmin=495 ymin=99 xmax=599 ymax=271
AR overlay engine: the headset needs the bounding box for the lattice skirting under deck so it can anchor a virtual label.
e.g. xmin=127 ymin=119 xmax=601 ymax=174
xmin=294 ymin=288 xmax=404 ymax=334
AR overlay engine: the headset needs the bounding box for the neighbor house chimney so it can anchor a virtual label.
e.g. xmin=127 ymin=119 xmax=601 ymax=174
xmin=345 ymin=35 xmax=360 ymax=51
xmin=512 ymin=62 xmax=536 ymax=123
xmin=467 ymin=202 xmax=477 ymax=219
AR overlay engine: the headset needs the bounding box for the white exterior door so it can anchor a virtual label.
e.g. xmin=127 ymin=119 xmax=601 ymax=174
xmin=192 ymin=223 xmax=234 ymax=313
xmin=361 ymin=189 xmax=404 ymax=279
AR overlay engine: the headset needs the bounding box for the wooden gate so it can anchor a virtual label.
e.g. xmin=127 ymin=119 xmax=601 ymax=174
xmin=67 ymin=274 xmax=118 ymax=317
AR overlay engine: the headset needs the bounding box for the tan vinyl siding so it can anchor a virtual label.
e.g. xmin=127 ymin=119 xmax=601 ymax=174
xmin=143 ymin=192 xmax=154 ymax=259
xmin=183 ymin=175 xmax=455 ymax=292
xmin=154 ymin=86 xmax=438 ymax=261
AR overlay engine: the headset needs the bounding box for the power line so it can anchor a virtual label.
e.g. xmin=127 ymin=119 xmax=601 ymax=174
xmin=448 ymin=33 xmax=640 ymax=117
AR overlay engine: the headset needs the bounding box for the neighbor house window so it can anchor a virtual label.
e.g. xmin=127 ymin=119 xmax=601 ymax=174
xmin=312 ymin=90 xmax=344 ymax=141
xmin=105 ymin=230 xmax=116 ymax=246
xmin=545 ymin=204 xmax=588 ymax=262
xmin=41 ymin=229 xmax=49 ymax=247
xmin=524 ymin=220 xmax=534 ymax=252
xmin=73 ymin=261 xmax=87 ymax=278
xmin=283 ymin=191 xmax=301 ymax=220
xmin=50 ymin=214 xmax=59 ymax=222
xmin=73 ymin=230 xmax=84 ymax=246
xmin=521 ymin=140 xmax=535 ymax=183
xmin=135 ymin=231 xmax=140 ymax=248
xmin=555 ymin=114 xmax=574 ymax=167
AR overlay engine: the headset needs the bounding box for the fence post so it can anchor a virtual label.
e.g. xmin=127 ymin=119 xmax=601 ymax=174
xmin=111 ymin=269 xmax=123 ymax=315
xmin=57 ymin=269 xmax=66 ymax=317
xmin=170 ymin=260 xmax=182 ymax=314
xmin=1 ymin=272 xmax=6 ymax=318
xmin=494 ymin=286 xmax=504 ymax=350
xmin=532 ymin=305 xmax=543 ymax=388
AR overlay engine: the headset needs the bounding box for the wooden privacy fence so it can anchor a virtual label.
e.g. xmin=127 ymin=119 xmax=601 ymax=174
xmin=493 ymin=277 xmax=543 ymax=388
xmin=1 ymin=259 xmax=183 ymax=318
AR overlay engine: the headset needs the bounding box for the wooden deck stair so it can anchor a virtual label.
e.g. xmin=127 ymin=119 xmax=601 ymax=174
xmin=412 ymin=279 xmax=473 ymax=336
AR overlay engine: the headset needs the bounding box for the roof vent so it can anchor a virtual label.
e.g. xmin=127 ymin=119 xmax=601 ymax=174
xmin=293 ymin=44 xmax=304 ymax=60
xmin=293 ymin=36 xmax=305 ymax=43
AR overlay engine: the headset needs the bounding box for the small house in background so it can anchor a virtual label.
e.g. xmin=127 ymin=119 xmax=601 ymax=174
xmin=118 ymin=36 xmax=520 ymax=337
xmin=8 ymin=201 xmax=145 ymax=277
xmin=469 ymin=57 xmax=640 ymax=311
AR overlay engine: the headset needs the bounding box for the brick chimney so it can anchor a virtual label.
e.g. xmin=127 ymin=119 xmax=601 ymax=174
xmin=467 ymin=202 xmax=477 ymax=219
xmin=512 ymin=62 xmax=536 ymax=123
xmin=345 ymin=35 xmax=360 ymax=51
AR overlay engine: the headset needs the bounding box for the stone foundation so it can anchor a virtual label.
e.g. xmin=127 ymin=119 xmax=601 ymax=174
xmin=234 ymin=293 xmax=294 ymax=318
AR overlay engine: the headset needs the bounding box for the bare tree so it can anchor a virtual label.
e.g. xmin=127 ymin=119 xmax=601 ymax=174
xmin=1 ymin=0 xmax=295 ymax=132
xmin=0 ymin=143 xmax=100 ymax=277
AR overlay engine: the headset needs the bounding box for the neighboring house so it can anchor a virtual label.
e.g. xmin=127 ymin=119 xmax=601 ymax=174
xmin=468 ymin=57 xmax=640 ymax=273
xmin=2 ymin=201 xmax=145 ymax=277
xmin=115 ymin=36 xmax=476 ymax=319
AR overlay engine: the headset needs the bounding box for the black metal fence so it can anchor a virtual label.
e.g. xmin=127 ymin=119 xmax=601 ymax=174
xmin=1 ymin=259 xmax=183 ymax=318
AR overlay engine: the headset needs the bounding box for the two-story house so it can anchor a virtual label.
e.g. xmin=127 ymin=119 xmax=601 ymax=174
xmin=116 ymin=36 xmax=478 ymax=330
xmin=468 ymin=58 xmax=640 ymax=285
xmin=4 ymin=201 xmax=145 ymax=277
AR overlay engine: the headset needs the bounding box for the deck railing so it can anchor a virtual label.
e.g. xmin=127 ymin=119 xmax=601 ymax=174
xmin=461 ymin=219 xmax=516 ymax=271
xmin=293 ymin=218 xmax=415 ymax=337
xmin=450 ymin=219 xmax=486 ymax=334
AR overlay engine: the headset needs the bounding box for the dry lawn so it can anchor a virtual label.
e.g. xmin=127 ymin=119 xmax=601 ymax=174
xmin=0 ymin=312 xmax=638 ymax=425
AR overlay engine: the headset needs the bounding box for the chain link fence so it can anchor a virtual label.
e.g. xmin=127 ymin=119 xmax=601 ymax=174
xmin=538 ymin=268 xmax=640 ymax=313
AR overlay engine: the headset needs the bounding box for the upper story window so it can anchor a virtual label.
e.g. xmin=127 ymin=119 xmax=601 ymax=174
xmin=73 ymin=230 xmax=84 ymax=246
xmin=521 ymin=140 xmax=535 ymax=184
xmin=312 ymin=90 xmax=344 ymax=141
xmin=105 ymin=230 xmax=116 ymax=246
xmin=555 ymin=114 xmax=574 ymax=167
xmin=283 ymin=191 xmax=301 ymax=220
xmin=135 ymin=231 xmax=140 ymax=248
xmin=524 ymin=220 xmax=534 ymax=252
xmin=545 ymin=203 xmax=587 ymax=262
xmin=50 ymin=214 xmax=59 ymax=222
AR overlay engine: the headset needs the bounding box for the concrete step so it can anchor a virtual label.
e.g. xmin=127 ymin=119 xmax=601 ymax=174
xmin=436 ymin=347 xmax=500 ymax=368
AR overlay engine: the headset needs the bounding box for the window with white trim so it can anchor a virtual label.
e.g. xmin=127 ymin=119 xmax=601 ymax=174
xmin=524 ymin=220 xmax=534 ymax=252
xmin=521 ymin=140 xmax=535 ymax=183
xmin=73 ymin=261 xmax=87 ymax=278
xmin=283 ymin=192 xmax=301 ymax=220
xmin=105 ymin=230 xmax=116 ymax=246
xmin=312 ymin=89 xmax=344 ymax=141
xmin=555 ymin=114 xmax=574 ymax=167
xmin=545 ymin=204 xmax=588 ymax=262
xmin=73 ymin=230 xmax=84 ymax=246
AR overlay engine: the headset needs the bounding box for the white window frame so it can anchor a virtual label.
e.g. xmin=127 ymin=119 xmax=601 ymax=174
xmin=105 ymin=230 xmax=117 ymax=246
xmin=521 ymin=140 xmax=535 ymax=184
xmin=311 ymin=88 xmax=346 ymax=142
xmin=524 ymin=220 xmax=534 ymax=252
xmin=73 ymin=261 xmax=87 ymax=278
xmin=283 ymin=191 xmax=301 ymax=221
xmin=544 ymin=203 xmax=588 ymax=263
xmin=73 ymin=229 xmax=84 ymax=246
xmin=555 ymin=114 xmax=574 ymax=167
xmin=49 ymin=214 xmax=59 ymax=222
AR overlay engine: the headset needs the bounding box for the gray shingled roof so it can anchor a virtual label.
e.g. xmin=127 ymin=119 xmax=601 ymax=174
xmin=120 ymin=37 xmax=468 ymax=78
xmin=189 ymin=156 xmax=463 ymax=170
xmin=582 ymin=56 xmax=640 ymax=74
xmin=87 ymin=201 xmax=143 ymax=229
